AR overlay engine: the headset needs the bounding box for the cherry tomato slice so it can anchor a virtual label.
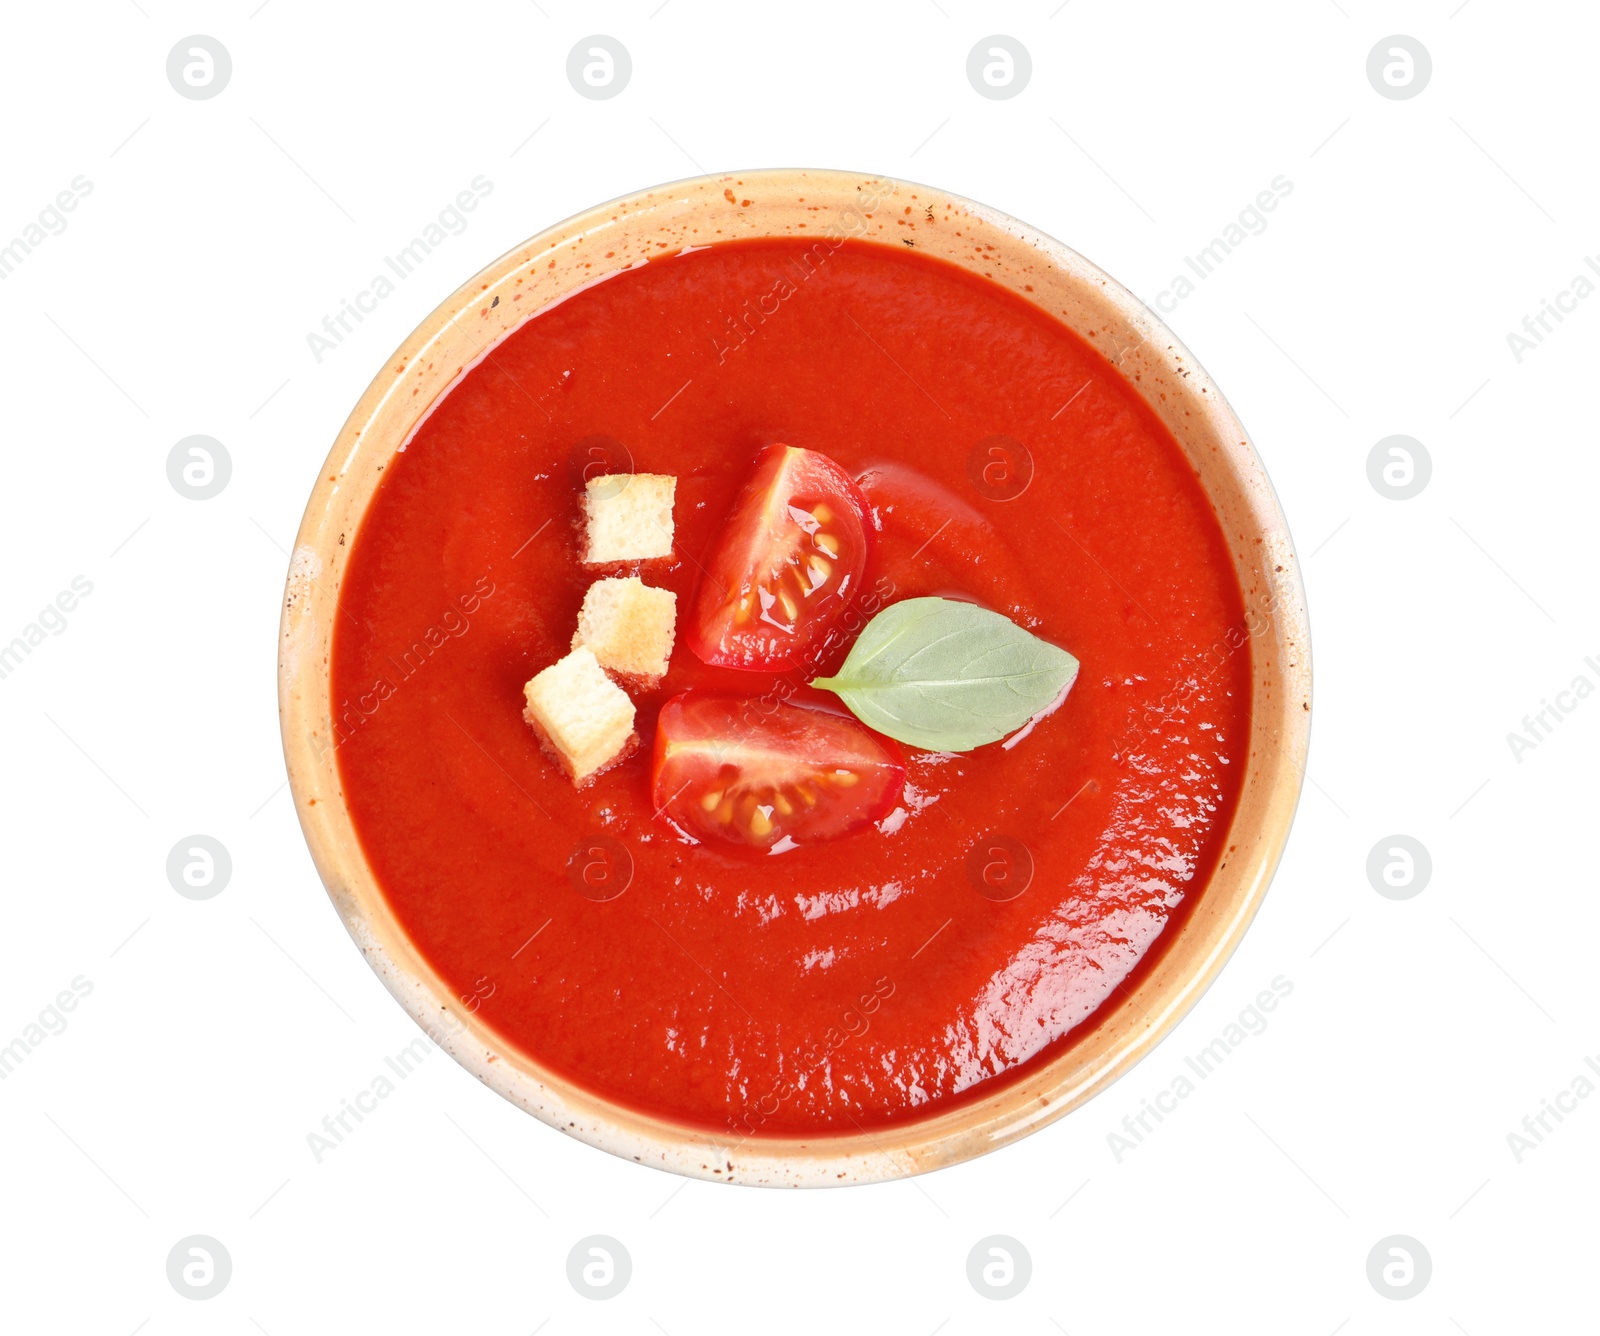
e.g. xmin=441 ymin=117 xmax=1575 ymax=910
xmin=687 ymin=445 xmax=874 ymax=672
xmin=651 ymin=693 xmax=906 ymax=850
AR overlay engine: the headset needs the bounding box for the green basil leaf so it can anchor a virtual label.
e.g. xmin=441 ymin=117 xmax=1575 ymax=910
xmin=810 ymin=597 xmax=1079 ymax=751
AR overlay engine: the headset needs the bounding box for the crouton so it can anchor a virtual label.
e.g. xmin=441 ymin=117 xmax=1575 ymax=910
xmin=522 ymin=646 xmax=636 ymax=784
xmin=581 ymin=472 xmax=675 ymax=564
xmin=572 ymin=576 xmax=677 ymax=683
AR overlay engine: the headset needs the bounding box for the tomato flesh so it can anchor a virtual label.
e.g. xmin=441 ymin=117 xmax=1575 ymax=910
xmin=686 ymin=445 xmax=873 ymax=671
xmin=652 ymin=693 xmax=906 ymax=849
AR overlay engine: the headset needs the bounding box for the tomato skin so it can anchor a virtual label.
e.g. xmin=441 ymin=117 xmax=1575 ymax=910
xmin=686 ymin=445 xmax=875 ymax=672
xmin=651 ymin=692 xmax=906 ymax=849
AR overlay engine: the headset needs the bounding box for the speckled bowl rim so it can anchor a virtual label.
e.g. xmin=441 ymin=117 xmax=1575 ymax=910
xmin=278 ymin=168 xmax=1311 ymax=1187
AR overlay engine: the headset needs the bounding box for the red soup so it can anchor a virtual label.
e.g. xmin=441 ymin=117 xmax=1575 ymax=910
xmin=331 ymin=237 xmax=1250 ymax=1136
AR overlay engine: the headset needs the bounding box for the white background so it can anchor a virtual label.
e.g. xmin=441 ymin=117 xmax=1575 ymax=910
xmin=1 ymin=2 xmax=1594 ymax=1332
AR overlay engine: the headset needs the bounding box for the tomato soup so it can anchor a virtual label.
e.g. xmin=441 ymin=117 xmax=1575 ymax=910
xmin=330 ymin=238 xmax=1250 ymax=1135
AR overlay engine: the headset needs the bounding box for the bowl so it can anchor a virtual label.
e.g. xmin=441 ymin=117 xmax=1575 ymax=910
xmin=278 ymin=168 xmax=1311 ymax=1186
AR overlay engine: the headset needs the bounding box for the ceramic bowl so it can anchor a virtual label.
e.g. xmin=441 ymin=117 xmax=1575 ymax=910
xmin=278 ymin=168 xmax=1311 ymax=1186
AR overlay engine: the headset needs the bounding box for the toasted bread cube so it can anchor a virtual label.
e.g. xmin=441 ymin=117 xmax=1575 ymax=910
xmin=522 ymin=646 xmax=636 ymax=784
xmin=582 ymin=472 xmax=675 ymax=564
xmin=572 ymin=577 xmax=677 ymax=682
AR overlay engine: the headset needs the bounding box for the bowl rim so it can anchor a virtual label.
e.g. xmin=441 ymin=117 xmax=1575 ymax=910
xmin=278 ymin=166 xmax=1312 ymax=1187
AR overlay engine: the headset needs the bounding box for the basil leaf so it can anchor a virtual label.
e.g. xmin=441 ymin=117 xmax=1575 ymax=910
xmin=811 ymin=597 xmax=1079 ymax=751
